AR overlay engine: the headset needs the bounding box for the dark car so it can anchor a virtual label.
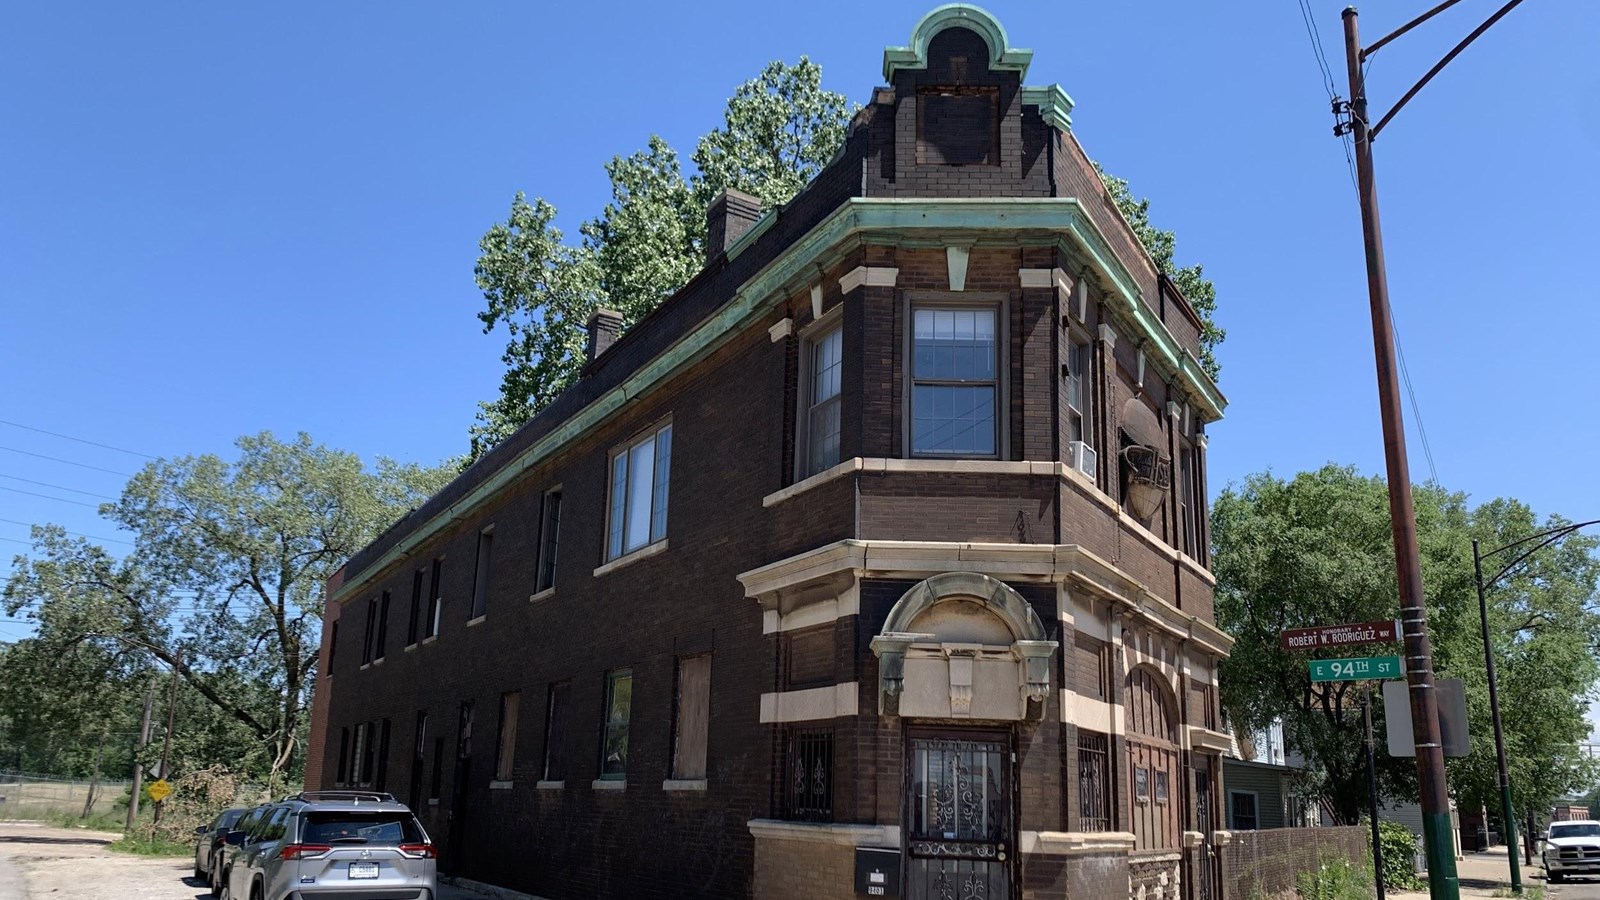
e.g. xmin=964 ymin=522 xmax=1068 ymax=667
xmin=194 ymin=807 xmax=248 ymax=884
xmin=211 ymin=804 xmax=271 ymax=895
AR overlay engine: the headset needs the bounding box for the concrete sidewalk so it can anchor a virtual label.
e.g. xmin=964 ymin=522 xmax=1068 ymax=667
xmin=1391 ymin=846 xmax=1548 ymax=899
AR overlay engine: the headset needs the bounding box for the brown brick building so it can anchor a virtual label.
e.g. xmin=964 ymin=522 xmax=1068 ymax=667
xmin=308 ymin=6 xmax=1234 ymax=899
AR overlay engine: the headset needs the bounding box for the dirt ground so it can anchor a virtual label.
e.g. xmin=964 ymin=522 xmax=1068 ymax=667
xmin=0 ymin=822 xmax=208 ymax=900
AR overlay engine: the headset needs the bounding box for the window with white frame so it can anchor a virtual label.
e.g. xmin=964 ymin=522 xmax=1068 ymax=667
xmin=1065 ymin=335 xmax=1093 ymax=446
xmin=802 ymin=325 xmax=842 ymax=477
xmin=1229 ymin=790 xmax=1259 ymax=830
xmin=910 ymin=305 xmax=999 ymax=456
xmin=606 ymin=422 xmax=672 ymax=560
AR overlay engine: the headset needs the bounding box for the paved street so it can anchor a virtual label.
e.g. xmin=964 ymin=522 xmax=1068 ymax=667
xmin=0 ymin=822 xmax=492 ymax=900
xmin=1385 ymin=846 xmax=1600 ymax=900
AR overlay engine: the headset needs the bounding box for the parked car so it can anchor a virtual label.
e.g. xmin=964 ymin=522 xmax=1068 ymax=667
xmin=212 ymin=804 xmax=272 ymax=896
xmin=1542 ymin=819 xmax=1600 ymax=883
xmin=219 ymin=791 xmax=435 ymax=900
xmin=193 ymin=807 xmax=248 ymax=882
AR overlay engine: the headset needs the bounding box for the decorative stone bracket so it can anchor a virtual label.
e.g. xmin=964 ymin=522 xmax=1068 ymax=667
xmin=869 ymin=631 xmax=933 ymax=717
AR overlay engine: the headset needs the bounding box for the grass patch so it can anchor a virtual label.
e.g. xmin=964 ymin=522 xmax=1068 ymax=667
xmin=108 ymin=831 xmax=193 ymax=857
xmin=0 ymin=805 xmax=128 ymax=832
xmin=1491 ymin=889 xmax=1544 ymax=900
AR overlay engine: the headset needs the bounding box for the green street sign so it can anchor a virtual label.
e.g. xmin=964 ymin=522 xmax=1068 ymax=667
xmin=1309 ymin=656 xmax=1403 ymax=682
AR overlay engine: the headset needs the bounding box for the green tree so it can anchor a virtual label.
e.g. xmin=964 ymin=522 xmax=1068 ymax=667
xmin=1096 ymin=165 xmax=1224 ymax=381
xmin=3 ymin=432 xmax=453 ymax=783
xmin=468 ymin=58 xmax=853 ymax=458
xmin=1213 ymin=465 xmax=1600 ymax=824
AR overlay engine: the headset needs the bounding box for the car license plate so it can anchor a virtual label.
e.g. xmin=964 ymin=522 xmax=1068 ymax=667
xmin=349 ymin=862 xmax=380 ymax=879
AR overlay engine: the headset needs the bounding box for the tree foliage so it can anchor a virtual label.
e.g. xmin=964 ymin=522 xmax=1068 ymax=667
xmin=1214 ymin=465 xmax=1600 ymax=824
xmin=2 ymin=431 xmax=453 ymax=782
xmin=1096 ymin=165 xmax=1224 ymax=381
xmin=468 ymin=58 xmax=854 ymax=458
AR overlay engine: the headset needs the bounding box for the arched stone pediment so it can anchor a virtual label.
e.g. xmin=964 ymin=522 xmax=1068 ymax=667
xmin=870 ymin=571 xmax=1056 ymax=721
xmin=882 ymin=571 xmax=1049 ymax=643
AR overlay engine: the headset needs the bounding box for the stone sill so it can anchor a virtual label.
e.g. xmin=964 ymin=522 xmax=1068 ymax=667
xmin=747 ymin=819 xmax=901 ymax=848
xmin=1020 ymin=830 xmax=1137 ymax=856
xmin=662 ymin=779 xmax=707 ymax=792
xmin=467 ymin=615 xmax=487 ymax=627
xmin=535 ymin=780 xmax=564 ymax=791
xmin=593 ymin=539 xmax=668 ymax=578
xmin=421 ymin=635 xmax=438 ymax=646
xmin=488 ymin=780 xmax=513 ymax=791
xmin=591 ymin=779 xmax=625 ymax=792
xmin=528 ymin=587 xmax=555 ymax=604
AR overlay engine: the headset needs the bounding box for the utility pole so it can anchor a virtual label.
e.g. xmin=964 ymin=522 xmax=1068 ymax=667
xmin=1472 ymin=540 xmax=1521 ymax=891
xmin=1340 ymin=9 xmax=1459 ymax=899
xmin=124 ymin=682 xmax=154 ymax=832
xmin=152 ymin=656 xmax=179 ymax=826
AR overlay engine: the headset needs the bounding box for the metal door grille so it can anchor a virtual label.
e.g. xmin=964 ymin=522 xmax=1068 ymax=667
xmin=908 ymin=736 xmax=1011 ymax=900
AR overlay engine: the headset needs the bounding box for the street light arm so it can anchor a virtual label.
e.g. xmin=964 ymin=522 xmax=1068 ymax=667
xmin=1481 ymin=519 xmax=1600 ymax=588
xmin=1368 ymin=0 xmax=1528 ymax=140
xmin=1361 ymin=0 xmax=1467 ymax=61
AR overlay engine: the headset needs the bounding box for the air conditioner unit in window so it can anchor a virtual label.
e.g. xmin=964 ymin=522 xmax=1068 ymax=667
xmin=1069 ymin=441 xmax=1097 ymax=480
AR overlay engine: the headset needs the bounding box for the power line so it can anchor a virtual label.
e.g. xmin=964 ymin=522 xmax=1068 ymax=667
xmin=0 ymin=485 xmax=102 ymax=508
xmin=1298 ymin=0 xmax=1360 ymax=193
xmin=0 ymin=472 xmax=117 ymax=500
xmin=0 ymin=419 xmax=157 ymax=460
xmin=0 ymin=518 xmax=133 ymax=546
xmin=0 ymin=445 xmax=132 ymax=477
xmin=1391 ymin=314 xmax=1440 ymax=485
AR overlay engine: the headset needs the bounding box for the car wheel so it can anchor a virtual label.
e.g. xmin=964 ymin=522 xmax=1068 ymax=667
xmin=217 ymin=873 xmax=231 ymax=900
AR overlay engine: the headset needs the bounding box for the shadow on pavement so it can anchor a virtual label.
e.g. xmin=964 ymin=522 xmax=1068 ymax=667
xmin=0 ymin=835 xmax=111 ymax=846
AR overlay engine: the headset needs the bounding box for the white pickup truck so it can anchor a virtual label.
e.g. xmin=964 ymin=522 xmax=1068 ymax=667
xmin=1543 ymin=819 xmax=1600 ymax=883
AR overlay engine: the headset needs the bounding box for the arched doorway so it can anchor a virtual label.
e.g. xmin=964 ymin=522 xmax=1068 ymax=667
xmin=1126 ymin=666 xmax=1181 ymax=852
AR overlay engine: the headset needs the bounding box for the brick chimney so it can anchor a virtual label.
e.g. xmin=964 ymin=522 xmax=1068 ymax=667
xmin=705 ymin=188 xmax=763 ymax=262
xmin=586 ymin=308 xmax=624 ymax=364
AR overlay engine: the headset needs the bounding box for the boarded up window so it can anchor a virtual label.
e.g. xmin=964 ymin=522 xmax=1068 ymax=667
xmin=917 ymin=86 xmax=999 ymax=166
xmin=1074 ymin=633 xmax=1109 ymax=700
xmin=783 ymin=626 xmax=834 ymax=690
xmin=495 ymin=691 xmax=519 ymax=781
xmin=673 ymin=655 xmax=712 ymax=780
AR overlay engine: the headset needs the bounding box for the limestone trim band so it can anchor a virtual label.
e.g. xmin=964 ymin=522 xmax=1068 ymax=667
xmin=748 ymin=819 xmax=902 ymax=848
xmin=758 ymin=682 xmax=860 ymax=723
xmin=1019 ymin=830 xmax=1137 ymax=856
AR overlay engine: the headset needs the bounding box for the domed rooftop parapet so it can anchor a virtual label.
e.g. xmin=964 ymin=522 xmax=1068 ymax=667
xmin=882 ymin=4 xmax=1034 ymax=81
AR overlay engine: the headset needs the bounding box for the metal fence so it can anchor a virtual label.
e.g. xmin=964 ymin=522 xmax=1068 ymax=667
xmin=0 ymin=770 xmax=131 ymax=817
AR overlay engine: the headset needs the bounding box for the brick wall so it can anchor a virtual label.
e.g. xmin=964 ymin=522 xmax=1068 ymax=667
xmin=1224 ymin=826 xmax=1370 ymax=900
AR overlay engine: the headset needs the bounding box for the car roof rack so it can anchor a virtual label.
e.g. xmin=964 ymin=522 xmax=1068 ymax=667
xmin=290 ymin=790 xmax=396 ymax=804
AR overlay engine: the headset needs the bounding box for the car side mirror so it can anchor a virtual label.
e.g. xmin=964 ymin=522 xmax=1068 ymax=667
xmin=224 ymin=831 xmax=246 ymax=846
xmin=194 ymin=825 xmax=206 ymax=834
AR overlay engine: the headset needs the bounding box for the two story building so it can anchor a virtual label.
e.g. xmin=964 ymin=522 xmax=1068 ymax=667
xmin=307 ymin=6 xmax=1233 ymax=899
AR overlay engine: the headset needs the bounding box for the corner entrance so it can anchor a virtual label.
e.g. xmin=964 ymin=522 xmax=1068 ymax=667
xmin=905 ymin=729 xmax=1013 ymax=900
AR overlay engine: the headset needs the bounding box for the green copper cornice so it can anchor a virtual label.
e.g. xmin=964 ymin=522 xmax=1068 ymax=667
xmin=332 ymin=198 xmax=1223 ymax=606
xmin=1019 ymin=84 xmax=1074 ymax=131
xmin=883 ymin=4 xmax=1033 ymax=81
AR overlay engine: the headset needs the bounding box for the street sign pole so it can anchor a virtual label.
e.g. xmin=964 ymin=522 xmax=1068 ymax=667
xmin=1365 ymin=686 xmax=1386 ymax=900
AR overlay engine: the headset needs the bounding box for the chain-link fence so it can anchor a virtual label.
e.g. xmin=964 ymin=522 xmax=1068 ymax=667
xmin=0 ymin=770 xmax=131 ymax=818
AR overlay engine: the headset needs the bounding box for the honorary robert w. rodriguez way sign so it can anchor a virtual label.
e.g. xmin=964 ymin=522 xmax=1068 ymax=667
xmin=1279 ymin=619 xmax=1401 ymax=651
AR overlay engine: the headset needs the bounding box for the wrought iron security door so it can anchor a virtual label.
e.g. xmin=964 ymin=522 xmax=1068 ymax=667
xmin=1191 ymin=764 xmax=1217 ymax=900
xmin=906 ymin=733 xmax=1013 ymax=900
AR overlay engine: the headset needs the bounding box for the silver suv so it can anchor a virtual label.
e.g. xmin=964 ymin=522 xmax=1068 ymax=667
xmin=218 ymin=791 xmax=436 ymax=900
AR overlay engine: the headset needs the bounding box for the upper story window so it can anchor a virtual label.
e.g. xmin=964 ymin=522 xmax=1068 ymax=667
xmin=406 ymin=568 xmax=424 ymax=646
xmin=801 ymin=325 xmax=842 ymax=477
xmin=536 ymin=488 xmax=561 ymax=593
xmin=607 ymin=422 xmax=672 ymax=560
xmin=1065 ymin=336 xmax=1093 ymax=447
xmin=909 ymin=304 xmax=999 ymax=457
xmin=470 ymin=527 xmax=493 ymax=620
xmin=424 ymin=557 xmax=443 ymax=639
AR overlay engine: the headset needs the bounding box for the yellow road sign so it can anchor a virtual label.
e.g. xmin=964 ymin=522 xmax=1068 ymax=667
xmin=147 ymin=779 xmax=172 ymax=803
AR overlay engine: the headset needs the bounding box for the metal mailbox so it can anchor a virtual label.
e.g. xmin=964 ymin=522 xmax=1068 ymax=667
xmin=855 ymin=847 xmax=901 ymax=897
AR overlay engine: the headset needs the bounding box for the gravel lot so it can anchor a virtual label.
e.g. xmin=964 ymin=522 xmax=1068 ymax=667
xmin=0 ymin=822 xmax=210 ymax=900
xmin=0 ymin=821 xmax=493 ymax=900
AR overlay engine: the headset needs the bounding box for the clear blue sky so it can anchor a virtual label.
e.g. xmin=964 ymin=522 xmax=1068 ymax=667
xmin=3 ymin=2 xmax=1598 ymax=737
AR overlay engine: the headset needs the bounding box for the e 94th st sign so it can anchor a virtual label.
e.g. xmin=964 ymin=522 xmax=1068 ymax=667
xmin=1279 ymin=619 xmax=1401 ymax=651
